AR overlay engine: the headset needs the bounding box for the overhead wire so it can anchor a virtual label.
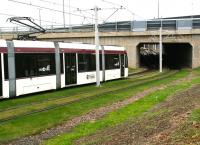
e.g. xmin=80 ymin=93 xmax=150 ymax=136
xmin=8 ymin=0 xmax=139 ymax=24
xmin=37 ymin=0 xmax=95 ymax=17
xmin=35 ymin=0 xmax=125 ymax=21
xmin=103 ymin=6 xmax=124 ymax=23
xmin=0 ymin=12 xmax=63 ymax=25
xmin=8 ymin=0 xmax=106 ymax=22
xmin=5 ymin=0 xmax=144 ymax=32
xmin=77 ymin=10 xmax=91 ymax=24
xmin=102 ymin=0 xmax=145 ymax=20
xmin=75 ymin=7 xmax=118 ymax=21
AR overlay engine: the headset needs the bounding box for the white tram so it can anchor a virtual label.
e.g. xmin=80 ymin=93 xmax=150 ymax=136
xmin=0 ymin=40 xmax=128 ymax=98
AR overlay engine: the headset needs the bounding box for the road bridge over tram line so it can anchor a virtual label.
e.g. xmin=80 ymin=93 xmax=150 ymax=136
xmin=36 ymin=32 xmax=199 ymax=70
xmin=2 ymin=17 xmax=200 ymax=69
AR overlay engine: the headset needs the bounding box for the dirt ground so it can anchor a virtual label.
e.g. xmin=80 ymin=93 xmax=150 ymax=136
xmin=76 ymin=84 xmax=200 ymax=145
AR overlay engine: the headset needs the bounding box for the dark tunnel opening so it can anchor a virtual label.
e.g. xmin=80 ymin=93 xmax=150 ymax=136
xmin=138 ymin=43 xmax=192 ymax=69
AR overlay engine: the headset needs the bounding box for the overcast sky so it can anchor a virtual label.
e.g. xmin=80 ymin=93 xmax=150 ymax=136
xmin=0 ymin=0 xmax=200 ymax=29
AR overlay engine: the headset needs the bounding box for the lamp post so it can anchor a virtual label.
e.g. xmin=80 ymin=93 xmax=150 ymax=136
xmin=158 ymin=0 xmax=162 ymax=73
xmin=38 ymin=9 xmax=41 ymax=26
xmin=94 ymin=6 xmax=100 ymax=87
xmin=63 ymin=0 xmax=65 ymax=28
xmin=159 ymin=21 xmax=163 ymax=73
xmin=158 ymin=0 xmax=160 ymax=18
xmin=69 ymin=0 xmax=72 ymax=31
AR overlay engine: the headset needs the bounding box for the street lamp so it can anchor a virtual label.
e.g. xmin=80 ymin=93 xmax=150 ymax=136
xmin=94 ymin=6 xmax=100 ymax=87
xmin=158 ymin=0 xmax=160 ymax=18
xmin=63 ymin=0 xmax=65 ymax=28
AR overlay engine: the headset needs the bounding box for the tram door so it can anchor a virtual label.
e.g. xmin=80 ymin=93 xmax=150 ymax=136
xmin=0 ymin=55 xmax=2 ymax=96
xmin=65 ymin=53 xmax=77 ymax=85
xmin=120 ymin=54 xmax=125 ymax=77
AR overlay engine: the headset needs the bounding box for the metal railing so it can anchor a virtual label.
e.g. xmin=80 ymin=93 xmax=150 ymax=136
xmin=1 ymin=17 xmax=200 ymax=34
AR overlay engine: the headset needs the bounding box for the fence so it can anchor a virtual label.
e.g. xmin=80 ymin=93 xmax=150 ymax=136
xmin=1 ymin=18 xmax=200 ymax=34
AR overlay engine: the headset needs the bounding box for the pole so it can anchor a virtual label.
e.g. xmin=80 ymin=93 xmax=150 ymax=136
xmin=95 ymin=6 xmax=100 ymax=87
xmin=38 ymin=9 xmax=41 ymax=26
xmin=158 ymin=0 xmax=160 ymax=18
xmin=63 ymin=0 xmax=65 ymax=28
xmin=69 ymin=0 xmax=71 ymax=31
xmin=159 ymin=25 xmax=162 ymax=73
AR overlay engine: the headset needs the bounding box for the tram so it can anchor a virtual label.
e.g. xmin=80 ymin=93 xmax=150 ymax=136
xmin=0 ymin=40 xmax=128 ymax=98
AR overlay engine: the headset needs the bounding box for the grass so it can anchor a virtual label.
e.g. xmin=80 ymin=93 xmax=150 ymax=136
xmin=44 ymin=77 xmax=191 ymax=145
xmin=0 ymin=70 xmax=189 ymax=143
xmin=0 ymin=70 xmax=159 ymax=112
xmin=191 ymin=109 xmax=200 ymax=122
xmin=0 ymin=71 xmax=164 ymax=122
xmin=128 ymin=67 xmax=146 ymax=74
xmin=170 ymin=109 xmax=200 ymax=144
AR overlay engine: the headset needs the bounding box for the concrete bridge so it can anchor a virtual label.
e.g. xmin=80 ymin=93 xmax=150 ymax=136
xmin=1 ymin=18 xmax=200 ymax=69
xmin=33 ymin=29 xmax=200 ymax=69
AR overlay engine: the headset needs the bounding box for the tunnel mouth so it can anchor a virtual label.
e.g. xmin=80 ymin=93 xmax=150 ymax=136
xmin=137 ymin=43 xmax=192 ymax=70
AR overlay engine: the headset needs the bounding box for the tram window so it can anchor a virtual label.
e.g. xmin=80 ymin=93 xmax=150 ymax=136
xmin=100 ymin=54 xmax=102 ymax=70
xmin=78 ymin=54 xmax=96 ymax=72
xmin=15 ymin=53 xmax=56 ymax=78
xmin=125 ymin=54 xmax=128 ymax=68
xmin=60 ymin=53 xmax=64 ymax=74
xmin=105 ymin=54 xmax=120 ymax=70
xmin=3 ymin=54 xmax=8 ymax=80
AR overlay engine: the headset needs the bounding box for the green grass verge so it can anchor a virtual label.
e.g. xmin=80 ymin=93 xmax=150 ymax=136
xmin=44 ymin=77 xmax=191 ymax=145
xmin=0 ymin=71 xmax=161 ymax=121
xmin=0 ymin=70 xmax=159 ymax=112
xmin=0 ymin=70 xmax=168 ymax=123
xmin=0 ymin=70 xmax=188 ymax=143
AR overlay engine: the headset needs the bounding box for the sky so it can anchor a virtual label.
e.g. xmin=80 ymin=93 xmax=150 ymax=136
xmin=0 ymin=0 xmax=200 ymax=30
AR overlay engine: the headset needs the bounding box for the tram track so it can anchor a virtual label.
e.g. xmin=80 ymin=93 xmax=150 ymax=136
xmin=128 ymin=69 xmax=151 ymax=77
xmin=0 ymin=69 xmax=155 ymax=113
xmin=128 ymin=69 xmax=156 ymax=79
xmin=0 ymin=70 xmax=177 ymax=124
xmin=0 ymin=70 xmax=173 ymax=123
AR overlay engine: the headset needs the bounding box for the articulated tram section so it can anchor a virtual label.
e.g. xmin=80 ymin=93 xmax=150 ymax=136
xmin=0 ymin=40 xmax=128 ymax=98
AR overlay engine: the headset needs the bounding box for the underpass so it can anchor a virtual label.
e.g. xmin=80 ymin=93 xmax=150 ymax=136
xmin=138 ymin=43 xmax=192 ymax=69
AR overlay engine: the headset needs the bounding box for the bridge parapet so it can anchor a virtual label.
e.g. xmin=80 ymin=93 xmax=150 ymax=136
xmin=1 ymin=17 xmax=200 ymax=35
